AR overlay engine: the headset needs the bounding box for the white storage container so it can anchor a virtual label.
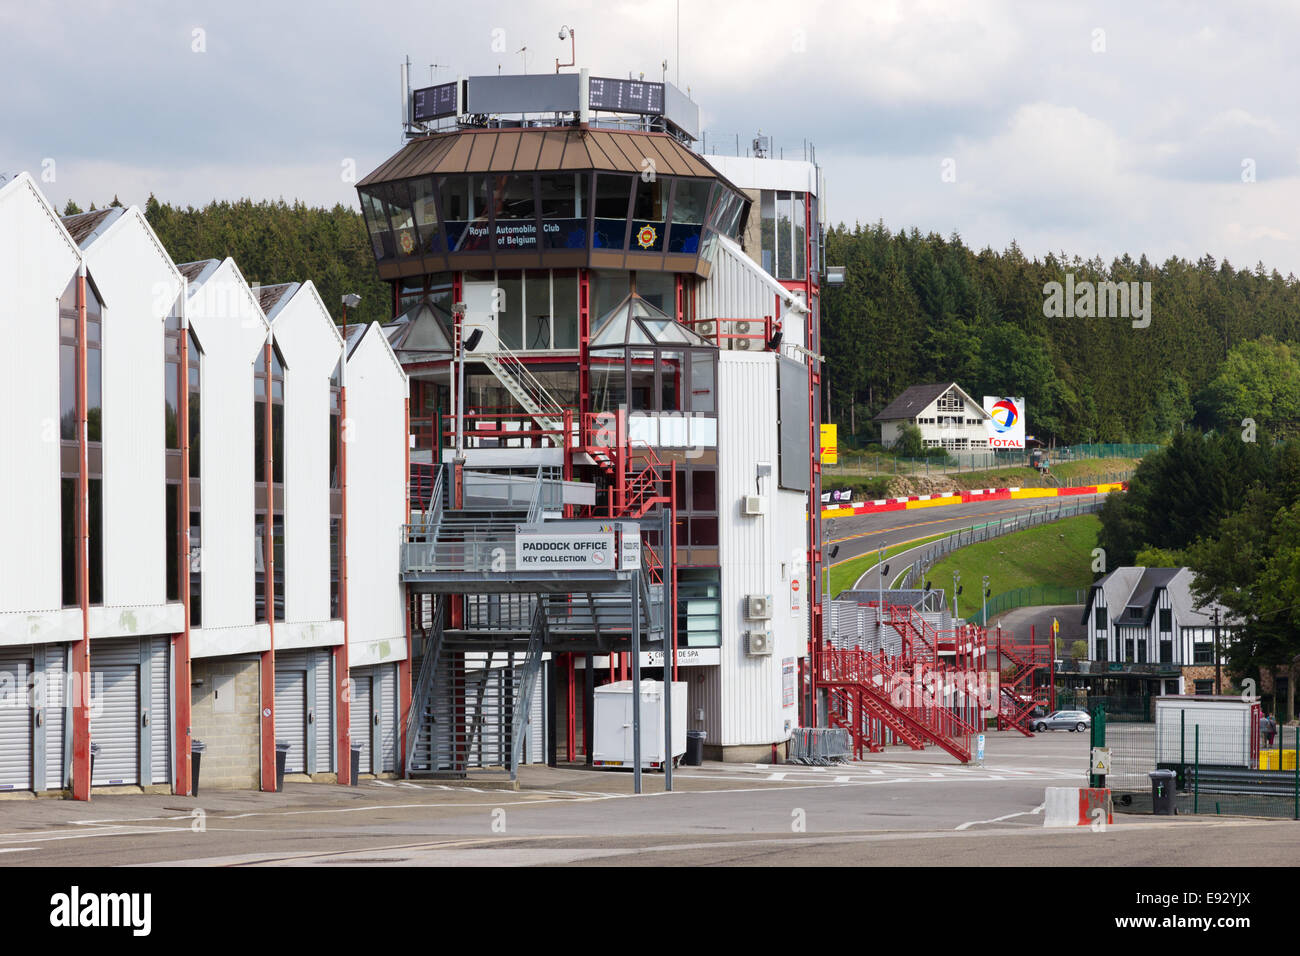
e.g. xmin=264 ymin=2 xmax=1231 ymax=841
xmin=593 ymin=680 xmax=687 ymax=769
xmin=1154 ymin=695 xmax=1258 ymax=768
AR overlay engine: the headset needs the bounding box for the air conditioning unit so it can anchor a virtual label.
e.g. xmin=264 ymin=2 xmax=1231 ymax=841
xmin=745 ymin=630 xmax=773 ymax=656
xmin=741 ymin=494 xmax=766 ymax=516
xmin=735 ymin=338 xmax=752 ymax=350
xmin=746 ymin=594 xmax=773 ymax=620
xmin=697 ymin=320 xmax=716 ymax=338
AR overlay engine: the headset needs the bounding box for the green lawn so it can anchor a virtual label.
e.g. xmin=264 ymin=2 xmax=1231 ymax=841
xmin=923 ymin=514 xmax=1101 ymax=600
xmin=826 ymin=531 xmax=951 ymax=598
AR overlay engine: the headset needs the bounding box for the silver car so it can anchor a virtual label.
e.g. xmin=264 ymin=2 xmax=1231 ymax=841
xmin=1033 ymin=710 xmax=1092 ymax=733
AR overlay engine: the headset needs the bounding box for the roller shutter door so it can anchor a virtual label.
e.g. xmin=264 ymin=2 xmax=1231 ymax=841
xmin=378 ymin=665 xmax=397 ymax=773
xmin=91 ymin=648 xmax=139 ymax=786
xmin=525 ymin=667 xmax=545 ymax=765
xmin=274 ymin=667 xmax=308 ymax=774
xmin=315 ymin=652 xmax=333 ymax=773
xmin=276 ymin=648 xmax=333 ymax=775
xmin=149 ymin=638 xmax=171 ymax=785
xmin=350 ymin=672 xmax=373 ymax=774
xmin=89 ymin=637 xmax=172 ymax=788
xmin=43 ymin=646 xmax=67 ymax=791
xmin=0 ymin=658 xmax=32 ymax=791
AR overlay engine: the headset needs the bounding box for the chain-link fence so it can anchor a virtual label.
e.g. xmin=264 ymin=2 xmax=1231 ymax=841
xmin=895 ymin=498 xmax=1105 ymax=594
xmin=970 ymin=586 xmax=1088 ymax=626
xmin=1098 ymin=703 xmax=1300 ymax=818
xmin=822 ymin=442 xmax=1156 ymax=478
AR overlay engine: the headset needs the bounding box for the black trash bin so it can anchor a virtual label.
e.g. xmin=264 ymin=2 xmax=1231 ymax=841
xmin=685 ymin=730 xmax=706 ymax=766
xmin=1149 ymin=769 xmax=1177 ymax=815
xmin=191 ymin=740 xmax=206 ymax=797
xmin=89 ymin=742 xmax=101 ymax=787
xmin=350 ymin=741 xmax=363 ymax=786
xmin=275 ymin=740 xmax=291 ymax=792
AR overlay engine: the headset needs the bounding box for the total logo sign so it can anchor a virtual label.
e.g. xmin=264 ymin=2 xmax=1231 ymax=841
xmin=983 ymin=395 xmax=1026 ymax=449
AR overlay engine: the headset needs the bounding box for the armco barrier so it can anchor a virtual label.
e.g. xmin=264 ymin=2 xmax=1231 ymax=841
xmin=1044 ymin=787 xmax=1113 ymax=827
xmin=822 ymin=481 xmax=1127 ymax=518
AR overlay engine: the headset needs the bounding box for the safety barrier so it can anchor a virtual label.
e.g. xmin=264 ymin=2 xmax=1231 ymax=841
xmin=786 ymin=727 xmax=854 ymax=765
xmin=822 ymin=480 xmax=1127 ymax=518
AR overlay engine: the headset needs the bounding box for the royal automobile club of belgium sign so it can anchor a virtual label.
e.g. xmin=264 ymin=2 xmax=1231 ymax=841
xmin=514 ymin=521 xmax=618 ymax=571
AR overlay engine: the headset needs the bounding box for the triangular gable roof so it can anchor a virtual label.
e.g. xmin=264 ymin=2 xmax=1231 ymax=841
xmin=874 ymin=383 xmax=990 ymax=422
xmin=348 ymin=318 xmax=408 ymax=381
xmin=181 ymin=257 xmax=270 ymax=335
xmin=265 ymin=280 xmax=345 ymax=352
xmin=63 ymin=205 xmax=184 ymax=290
xmin=0 ymin=171 xmax=82 ymax=262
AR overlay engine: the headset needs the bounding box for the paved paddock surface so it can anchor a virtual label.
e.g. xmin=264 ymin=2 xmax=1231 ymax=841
xmin=1 ymin=731 xmax=1297 ymax=866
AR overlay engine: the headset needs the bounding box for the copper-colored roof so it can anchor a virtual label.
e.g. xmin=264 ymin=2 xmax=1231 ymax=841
xmin=257 ymin=282 xmax=297 ymax=317
xmin=358 ymin=127 xmax=719 ymax=187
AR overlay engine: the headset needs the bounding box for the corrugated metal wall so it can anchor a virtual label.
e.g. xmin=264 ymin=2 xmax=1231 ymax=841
xmin=695 ymin=235 xmax=808 ymax=350
xmin=91 ymin=212 xmax=180 ymax=608
xmin=345 ymin=326 xmax=408 ymax=647
xmin=45 ymin=644 xmax=66 ymax=790
xmin=187 ymin=260 xmax=270 ymax=631
xmin=715 ymin=353 xmax=808 ymax=747
xmin=273 ymin=284 xmax=343 ymax=626
xmin=0 ymin=177 xmax=77 ymax=618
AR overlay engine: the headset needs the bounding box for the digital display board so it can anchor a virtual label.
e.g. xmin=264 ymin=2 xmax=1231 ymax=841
xmin=588 ymin=77 xmax=664 ymax=115
xmin=412 ymin=81 xmax=459 ymax=122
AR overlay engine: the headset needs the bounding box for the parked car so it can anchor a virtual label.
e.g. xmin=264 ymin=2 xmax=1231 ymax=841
xmin=1033 ymin=710 xmax=1092 ymax=732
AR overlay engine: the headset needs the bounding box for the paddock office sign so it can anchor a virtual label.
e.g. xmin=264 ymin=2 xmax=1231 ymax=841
xmin=515 ymin=522 xmax=616 ymax=571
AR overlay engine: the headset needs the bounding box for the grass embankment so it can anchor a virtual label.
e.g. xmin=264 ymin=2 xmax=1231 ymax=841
xmin=821 ymin=458 xmax=1136 ymax=503
xmin=826 ymin=531 xmax=952 ymax=598
xmin=923 ymin=514 xmax=1101 ymax=598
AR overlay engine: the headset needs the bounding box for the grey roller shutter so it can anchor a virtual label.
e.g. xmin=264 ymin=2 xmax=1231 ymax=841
xmin=149 ymin=637 xmax=171 ymax=785
xmin=379 ymin=665 xmax=397 ymax=773
xmin=91 ymin=639 xmax=141 ymax=785
xmin=274 ymin=666 xmax=307 ymax=774
xmin=351 ymin=672 xmax=373 ymax=774
xmin=44 ymin=646 xmax=67 ymax=791
xmin=0 ymin=657 xmax=32 ymax=791
xmin=314 ymin=650 xmax=333 ymax=773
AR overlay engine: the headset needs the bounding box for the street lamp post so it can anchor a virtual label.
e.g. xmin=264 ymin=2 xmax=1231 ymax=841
xmin=952 ymin=569 xmax=961 ymax=620
xmin=981 ymin=574 xmax=990 ymax=626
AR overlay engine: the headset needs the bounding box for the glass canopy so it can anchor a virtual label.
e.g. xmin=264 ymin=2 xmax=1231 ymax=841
xmin=589 ymin=292 xmax=714 ymax=349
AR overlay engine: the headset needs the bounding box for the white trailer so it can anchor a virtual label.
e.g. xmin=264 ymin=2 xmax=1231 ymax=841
xmin=1154 ymin=696 xmax=1259 ymax=769
xmin=592 ymin=680 xmax=687 ymax=770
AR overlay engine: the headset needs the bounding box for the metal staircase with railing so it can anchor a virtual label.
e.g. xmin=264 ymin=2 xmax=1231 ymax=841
xmin=401 ymin=462 xmax=668 ymax=780
xmin=478 ymin=341 xmax=568 ymax=442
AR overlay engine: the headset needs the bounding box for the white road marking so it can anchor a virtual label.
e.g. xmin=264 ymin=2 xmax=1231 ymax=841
xmin=955 ymin=804 xmax=1045 ymax=831
xmin=0 ymin=848 xmax=37 ymax=854
xmin=371 ymin=780 xmax=396 ymax=787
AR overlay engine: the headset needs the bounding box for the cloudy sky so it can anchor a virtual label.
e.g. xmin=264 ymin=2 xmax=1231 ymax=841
xmin=6 ymin=0 xmax=1300 ymax=273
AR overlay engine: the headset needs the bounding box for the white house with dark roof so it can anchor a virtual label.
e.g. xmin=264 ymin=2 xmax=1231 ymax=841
xmin=1079 ymin=566 xmax=1238 ymax=696
xmin=873 ymin=382 xmax=991 ymax=451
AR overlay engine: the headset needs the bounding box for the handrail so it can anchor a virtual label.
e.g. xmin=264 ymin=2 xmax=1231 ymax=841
xmin=404 ymin=594 xmax=446 ymax=776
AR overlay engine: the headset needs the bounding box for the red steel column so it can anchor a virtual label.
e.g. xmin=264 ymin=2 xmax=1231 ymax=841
xmin=334 ymin=344 xmax=352 ymax=784
xmin=71 ymin=264 xmax=91 ymax=801
xmin=173 ymin=284 xmax=193 ymax=795
xmin=259 ymin=338 xmax=277 ymax=790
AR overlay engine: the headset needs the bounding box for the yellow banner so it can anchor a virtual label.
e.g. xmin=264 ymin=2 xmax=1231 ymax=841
xmin=820 ymin=424 xmax=838 ymax=464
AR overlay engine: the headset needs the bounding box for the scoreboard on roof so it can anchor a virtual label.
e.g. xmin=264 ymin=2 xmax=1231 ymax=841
xmin=587 ymin=77 xmax=665 ymax=115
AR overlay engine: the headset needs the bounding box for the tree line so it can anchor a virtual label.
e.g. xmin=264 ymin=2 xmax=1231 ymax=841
xmin=63 ymin=197 xmax=391 ymax=327
xmin=822 ymin=222 xmax=1300 ymax=445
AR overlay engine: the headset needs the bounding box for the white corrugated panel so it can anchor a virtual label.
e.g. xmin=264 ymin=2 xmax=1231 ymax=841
xmin=0 ymin=175 xmax=77 ymax=614
xmin=272 ymin=285 xmax=343 ymax=625
xmin=715 ymin=353 xmax=808 ymax=746
xmin=186 ymin=259 xmax=269 ymax=630
xmin=274 ymin=667 xmax=308 ymax=773
xmin=345 ymin=325 xmax=408 ymax=651
xmin=149 ymin=637 xmax=170 ymax=784
xmin=525 ymin=667 xmax=545 ymax=764
xmin=91 ymin=662 xmax=139 ymax=786
xmin=44 ymin=645 xmax=66 ymax=790
xmin=87 ymin=210 xmax=179 ymax=607
xmin=696 ymin=235 xmax=808 ymax=349
xmin=0 ymin=657 xmax=32 ymax=791
xmin=379 ymin=664 xmax=397 ymax=772
xmin=350 ymin=671 xmax=373 ymax=773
